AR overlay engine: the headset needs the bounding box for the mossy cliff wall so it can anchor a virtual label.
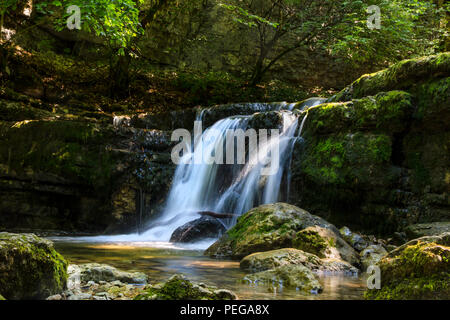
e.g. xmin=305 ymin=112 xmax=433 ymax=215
xmin=290 ymin=53 xmax=450 ymax=234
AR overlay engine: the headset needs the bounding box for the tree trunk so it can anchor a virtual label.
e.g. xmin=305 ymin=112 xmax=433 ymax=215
xmin=109 ymin=51 xmax=131 ymax=99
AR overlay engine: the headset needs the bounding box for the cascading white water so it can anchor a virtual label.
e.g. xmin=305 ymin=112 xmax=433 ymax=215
xmin=60 ymin=99 xmax=324 ymax=247
xmin=141 ymin=100 xmax=319 ymax=241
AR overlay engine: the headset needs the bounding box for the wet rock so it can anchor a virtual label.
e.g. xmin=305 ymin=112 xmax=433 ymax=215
xmin=293 ymin=226 xmax=360 ymax=266
xmin=243 ymin=264 xmax=322 ymax=294
xmin=360 ymin=245 xmax=388 ymax=271
xmin=170 ymin=216 xmax=226 ymax=243
xmin=71 ymin=263 xmax=148 ymax=285
xmin=365 ymin=232 xmax=450 ymax=300
xmin=205 ymin=203 xmax=341 ymax=259
xmin=135 ymin=274 xmax=237 ymax=300
xmin=405 ymin=222 xmax=450 ymax=239
xmin=240 ymin=248 xmax=358 ymax=275
xmin=339 ymin=226 xmax=369 ymax=251
xmin=0 ymin=233 xmax=68 ymax=300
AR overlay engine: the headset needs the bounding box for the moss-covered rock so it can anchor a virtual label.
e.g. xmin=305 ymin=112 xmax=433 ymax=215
xmin=240 ymin=248 xmax=358 ymax=274
xmin=204 ymin=203 xmax=339 ymax=259
xmin=0 ymin=232 xmax=68 ymax=300
xmin=134 ymin=274 xmax=237 ymax=300
xmin=365 ymin=233 xmax=450 ymax=300
xmin=331 ymin=52 xmax=450 ymax=102
xmin=293 ymin=226 xmax=360 ymax=266
xmin=307 ymin=91 xmax=414 ymax=135
xmin=360 ymin=244 xmax=388 ymax=271
xmin=243 ymin=264 xmax=322 ymax=293
xmin=0 ymin=294 xmax=5 ymax=300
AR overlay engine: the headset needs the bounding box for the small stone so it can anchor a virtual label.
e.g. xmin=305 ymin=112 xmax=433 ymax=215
xmin=46 ymin=294 xmax=62 ymax=300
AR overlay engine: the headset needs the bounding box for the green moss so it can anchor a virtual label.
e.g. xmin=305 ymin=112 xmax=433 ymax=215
xmin=0 ymin=120 xmax=122 ymax=193
xmin=293 ymin=229 xmax=328 ymax=258
xmin=134 ymin=275 xmax=235 ymax=300
xmin=0 ymin=233 xmax=68 ymax=300
xmin=365 ymin=240 xmax=450 ymax=300
xmin=332 ymin=52 xmax=450 ymax=101
xmin=0 ymin=294 xmax=5 ymax=300
xmin=301 ymin=133 xmax=392 ymax=185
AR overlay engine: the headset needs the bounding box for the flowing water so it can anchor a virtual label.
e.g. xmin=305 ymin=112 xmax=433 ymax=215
xmin=50 ymin=99 xmax=367 ymax=300
xmin=53 ymin=240 xmax=366 ymax=300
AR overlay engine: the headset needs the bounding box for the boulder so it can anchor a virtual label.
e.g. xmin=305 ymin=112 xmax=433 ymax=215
xmin=240 ymin=248 xmax=358 ymax=274
xmin=339 ymin=226 xmax=369 ymax=251
xmin=170 ymin=216 xmax=226 ymax=243
xmin=360 ymin=245 xmax=388 ymax=271
xmin=69 ymin=263 xmax=148 ymax=285
xmin=243 ymin=264 xmax=322 ymax=294
xmin=204 ymin=203 xmax=339 ymax=259
xmin=135 ymin=274 xmax=237 ymax=300
xmin=405 ymin=222 xmax=450 ymax=239
xmin=365 ymin=232 xmax=450 ymax=299
xmin=0 ymin=232 xmax=68 ymax=300
xmin=293 ymin=226 xmax=360 ymax=266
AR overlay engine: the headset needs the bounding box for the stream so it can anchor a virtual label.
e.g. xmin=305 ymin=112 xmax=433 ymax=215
xmin=52 ymin=238 xmax=366 ymax=300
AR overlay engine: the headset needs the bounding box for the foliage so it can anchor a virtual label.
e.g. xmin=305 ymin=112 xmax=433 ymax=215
xmin=36 ymin=0 xmax=144 ymax=52
xmin=220 ymin=0 xmax=449 ymax=84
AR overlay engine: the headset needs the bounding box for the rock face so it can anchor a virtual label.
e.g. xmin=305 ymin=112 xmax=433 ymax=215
xmin=0 ymin=113 xmax=174 ymax=234
xmin=290 ymin=52 xmax=450 ymax=234
xmin=243 ymin=264 xmax=323 ymax=294
xmin=405 ymin=222 xmax=450 ymax=239
xmin=204 ymin=203 xmax=358 ymax=265
xmin=170 ymin=216 xmax=226 ymax=243
xmin=135 ymin=274 xmax=237 ymax=300
xmin=365 ymin=233 xmax=450 ymax=300
xmin=0 ymin=232 xmax=68 ymax=300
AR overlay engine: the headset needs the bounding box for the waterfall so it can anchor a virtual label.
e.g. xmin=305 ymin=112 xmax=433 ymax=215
xmin=141 ymin=100 xmax=320 ymax=241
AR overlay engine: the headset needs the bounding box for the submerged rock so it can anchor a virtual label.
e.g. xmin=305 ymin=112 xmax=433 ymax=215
xmin=170 ymin=216 xmax=226 ymax=243
xmin=405 ymin=222 xmax=450 ymax=239
xmin=135 ymin=274 xmax=237 ymax=300
xmin=360 ymin=245 xmax=388 ymax=271
xmin=365 ymin=232 xmax=450 ymax=300
xmin=240 ymin=248 xmax=358 ymax=274
xmin=0 ymin=232 xmax=68 ymax=300
xmin=243 ymin=264 xmax=323 ymax=294
xmin=70 ymin=263 xmax=148 ymax=285
xmin=204 ymin=203 xmax=340 ymax=259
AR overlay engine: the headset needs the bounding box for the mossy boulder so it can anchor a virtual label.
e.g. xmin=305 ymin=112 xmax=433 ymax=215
xmin=331 ymin=52 xmax=450 ymax=102
xmin=307 ymin=91 xmax=414 ymax=135
xmin=0 ymin=294 xmax=5 ymax=300
xmin=240 ymin=248 xmax=358 ymax=274
xmin=293 ymin=226 xmax=360 ymax=266
xmin=365 ymin=233 xmax=450 ymax=300
xmin=204 ymin=203 xmax=339 ymax=259
xmin=0 ymin=232 xmax=68 ymax=300
xmin=243 ymin=264 xmax=322 ymax=294
xmin=134 ymin=274 xmax=237 ymax=300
